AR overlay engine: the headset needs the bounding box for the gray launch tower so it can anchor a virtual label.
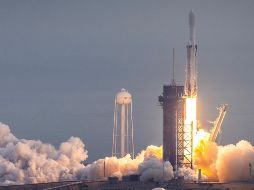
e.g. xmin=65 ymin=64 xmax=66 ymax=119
xmin=158 ymin=85 xmax=184 ymax=169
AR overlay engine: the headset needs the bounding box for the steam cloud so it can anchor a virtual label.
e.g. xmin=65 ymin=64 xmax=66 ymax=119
xmin=0 ymin=122 xmax=87 ymax=185
xmin=194 ymin=138 xmax=254 ymax=182
xmin=76 ymin=145 xmax=175 ymax=182
xmin=1 ymin=122 xmax=252 ymax=185
xmin=0 ymin=123 xmax=200 ymax=185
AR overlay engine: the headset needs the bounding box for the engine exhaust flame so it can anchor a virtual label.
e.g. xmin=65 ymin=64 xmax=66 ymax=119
xmin=184 ymin=97 xmax=197 ymax=164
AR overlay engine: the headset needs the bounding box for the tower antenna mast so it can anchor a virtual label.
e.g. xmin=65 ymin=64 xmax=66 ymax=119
xmin=171 ymin=48 xmax=176 ymax=85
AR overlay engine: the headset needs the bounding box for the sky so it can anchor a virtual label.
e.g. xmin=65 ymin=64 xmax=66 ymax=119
xmin=0 ymin=0 xmax=254 ymax=162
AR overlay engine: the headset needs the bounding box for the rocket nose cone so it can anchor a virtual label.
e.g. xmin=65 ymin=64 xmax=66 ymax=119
xmin=189 ymin=10 xmax=195 ymax=28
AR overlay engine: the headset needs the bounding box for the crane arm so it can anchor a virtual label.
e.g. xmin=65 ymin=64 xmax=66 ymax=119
xmin=209 ymin=104 xmax=228 ymax=142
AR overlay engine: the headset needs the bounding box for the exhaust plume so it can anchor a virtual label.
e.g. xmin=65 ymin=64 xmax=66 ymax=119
xmin=77 ymin=145 xmax=174 ymax=182
xmin=216 ymin=140 xmax=254 ymax=182
xmin=0 ymin=123 xmax=87 ymax=185
xmin=0 ymin=123 xmax=174 ymax=184
xmin=194 ymin=132 xmax=254 ymax=182
xmin=1 ymin=122 xmax=253 ymax=184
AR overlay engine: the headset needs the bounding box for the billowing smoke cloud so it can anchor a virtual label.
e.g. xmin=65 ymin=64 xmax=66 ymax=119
xmin=177 ymin=166 xmax=206 ymax=182
xmin=194 ymin=137 xmax=254 ymax=182
xmin=216 ymin=140 xmax=254 ymax=182
xmin=138 ymin=158 xmax=173 ymax=182
xmin=0 ymin=123 xmax=174 ymax=185
xmin=0 ymin=122 xmax=88 ymax=185
xmin=77 ymin=154 xmax=142 ymax=181
xmin=77 ymin=145 xmax=174 ymax=182
xmin=2 ymin=121 xmax=253 ymax=185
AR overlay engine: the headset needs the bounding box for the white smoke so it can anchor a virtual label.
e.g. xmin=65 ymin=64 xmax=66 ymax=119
xmin=138 ymin=157 xmax=173 ymax=182
xmin=177 ymin=167 xmax=206 ymax=182
xmin=2 ymin=122 xmax=253 ymax=185
xmin=0 ymin=122 xmax=175 ymax=185
xmin=194 ymin=138 xmax=254 ymax=182
xmin=0 ymin=123 xmax=87 ymax=185
xmin=76 ymin=155 xmax=142 ymax=181
xmin=216 ymin=140 xmax=254 ymax=182
xmin=76 ymin=145 xmax=174 ymax=182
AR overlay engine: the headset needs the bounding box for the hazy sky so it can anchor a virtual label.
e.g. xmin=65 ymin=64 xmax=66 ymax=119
xmin=0 ymin=0 xmax=254 ymax=162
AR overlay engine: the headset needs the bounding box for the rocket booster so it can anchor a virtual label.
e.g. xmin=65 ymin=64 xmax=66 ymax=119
xmin=185 ymin=10 xmax=198 ymax=97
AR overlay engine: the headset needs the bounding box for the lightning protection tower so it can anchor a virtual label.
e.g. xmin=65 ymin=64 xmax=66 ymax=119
xmin=112 ymin=89 xmax=134 ymax=158
xmin=158 ymin=48 xmax=185 ymax=170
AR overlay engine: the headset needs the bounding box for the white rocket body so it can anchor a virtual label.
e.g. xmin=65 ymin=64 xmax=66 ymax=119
xmin=185 ymin=10 xmax=198 ymax=97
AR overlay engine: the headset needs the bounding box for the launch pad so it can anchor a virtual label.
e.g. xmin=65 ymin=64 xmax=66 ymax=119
xmin=159 ymin=10 xmax=227 ymax=173
xmin=2 ymin=180 xmax=254 ymax=190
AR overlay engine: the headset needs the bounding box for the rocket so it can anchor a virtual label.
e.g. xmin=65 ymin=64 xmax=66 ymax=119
xmin=185 ymin=10 xmax=198 ymax=97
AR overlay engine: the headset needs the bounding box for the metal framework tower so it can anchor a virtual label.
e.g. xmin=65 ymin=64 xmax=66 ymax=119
xmin=176 ymin=98 xmax=184 ymax=168
xmin=112 ymin=89 xmax=134 ymax=158
xmin=182 ymin=119 xmax=193 ymax=168
xmin=159 ymin=87 xmax=194 ymax=169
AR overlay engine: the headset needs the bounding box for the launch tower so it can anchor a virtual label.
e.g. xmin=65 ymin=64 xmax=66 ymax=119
xmin=158 ymin=85 xmax=184 ymax=169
